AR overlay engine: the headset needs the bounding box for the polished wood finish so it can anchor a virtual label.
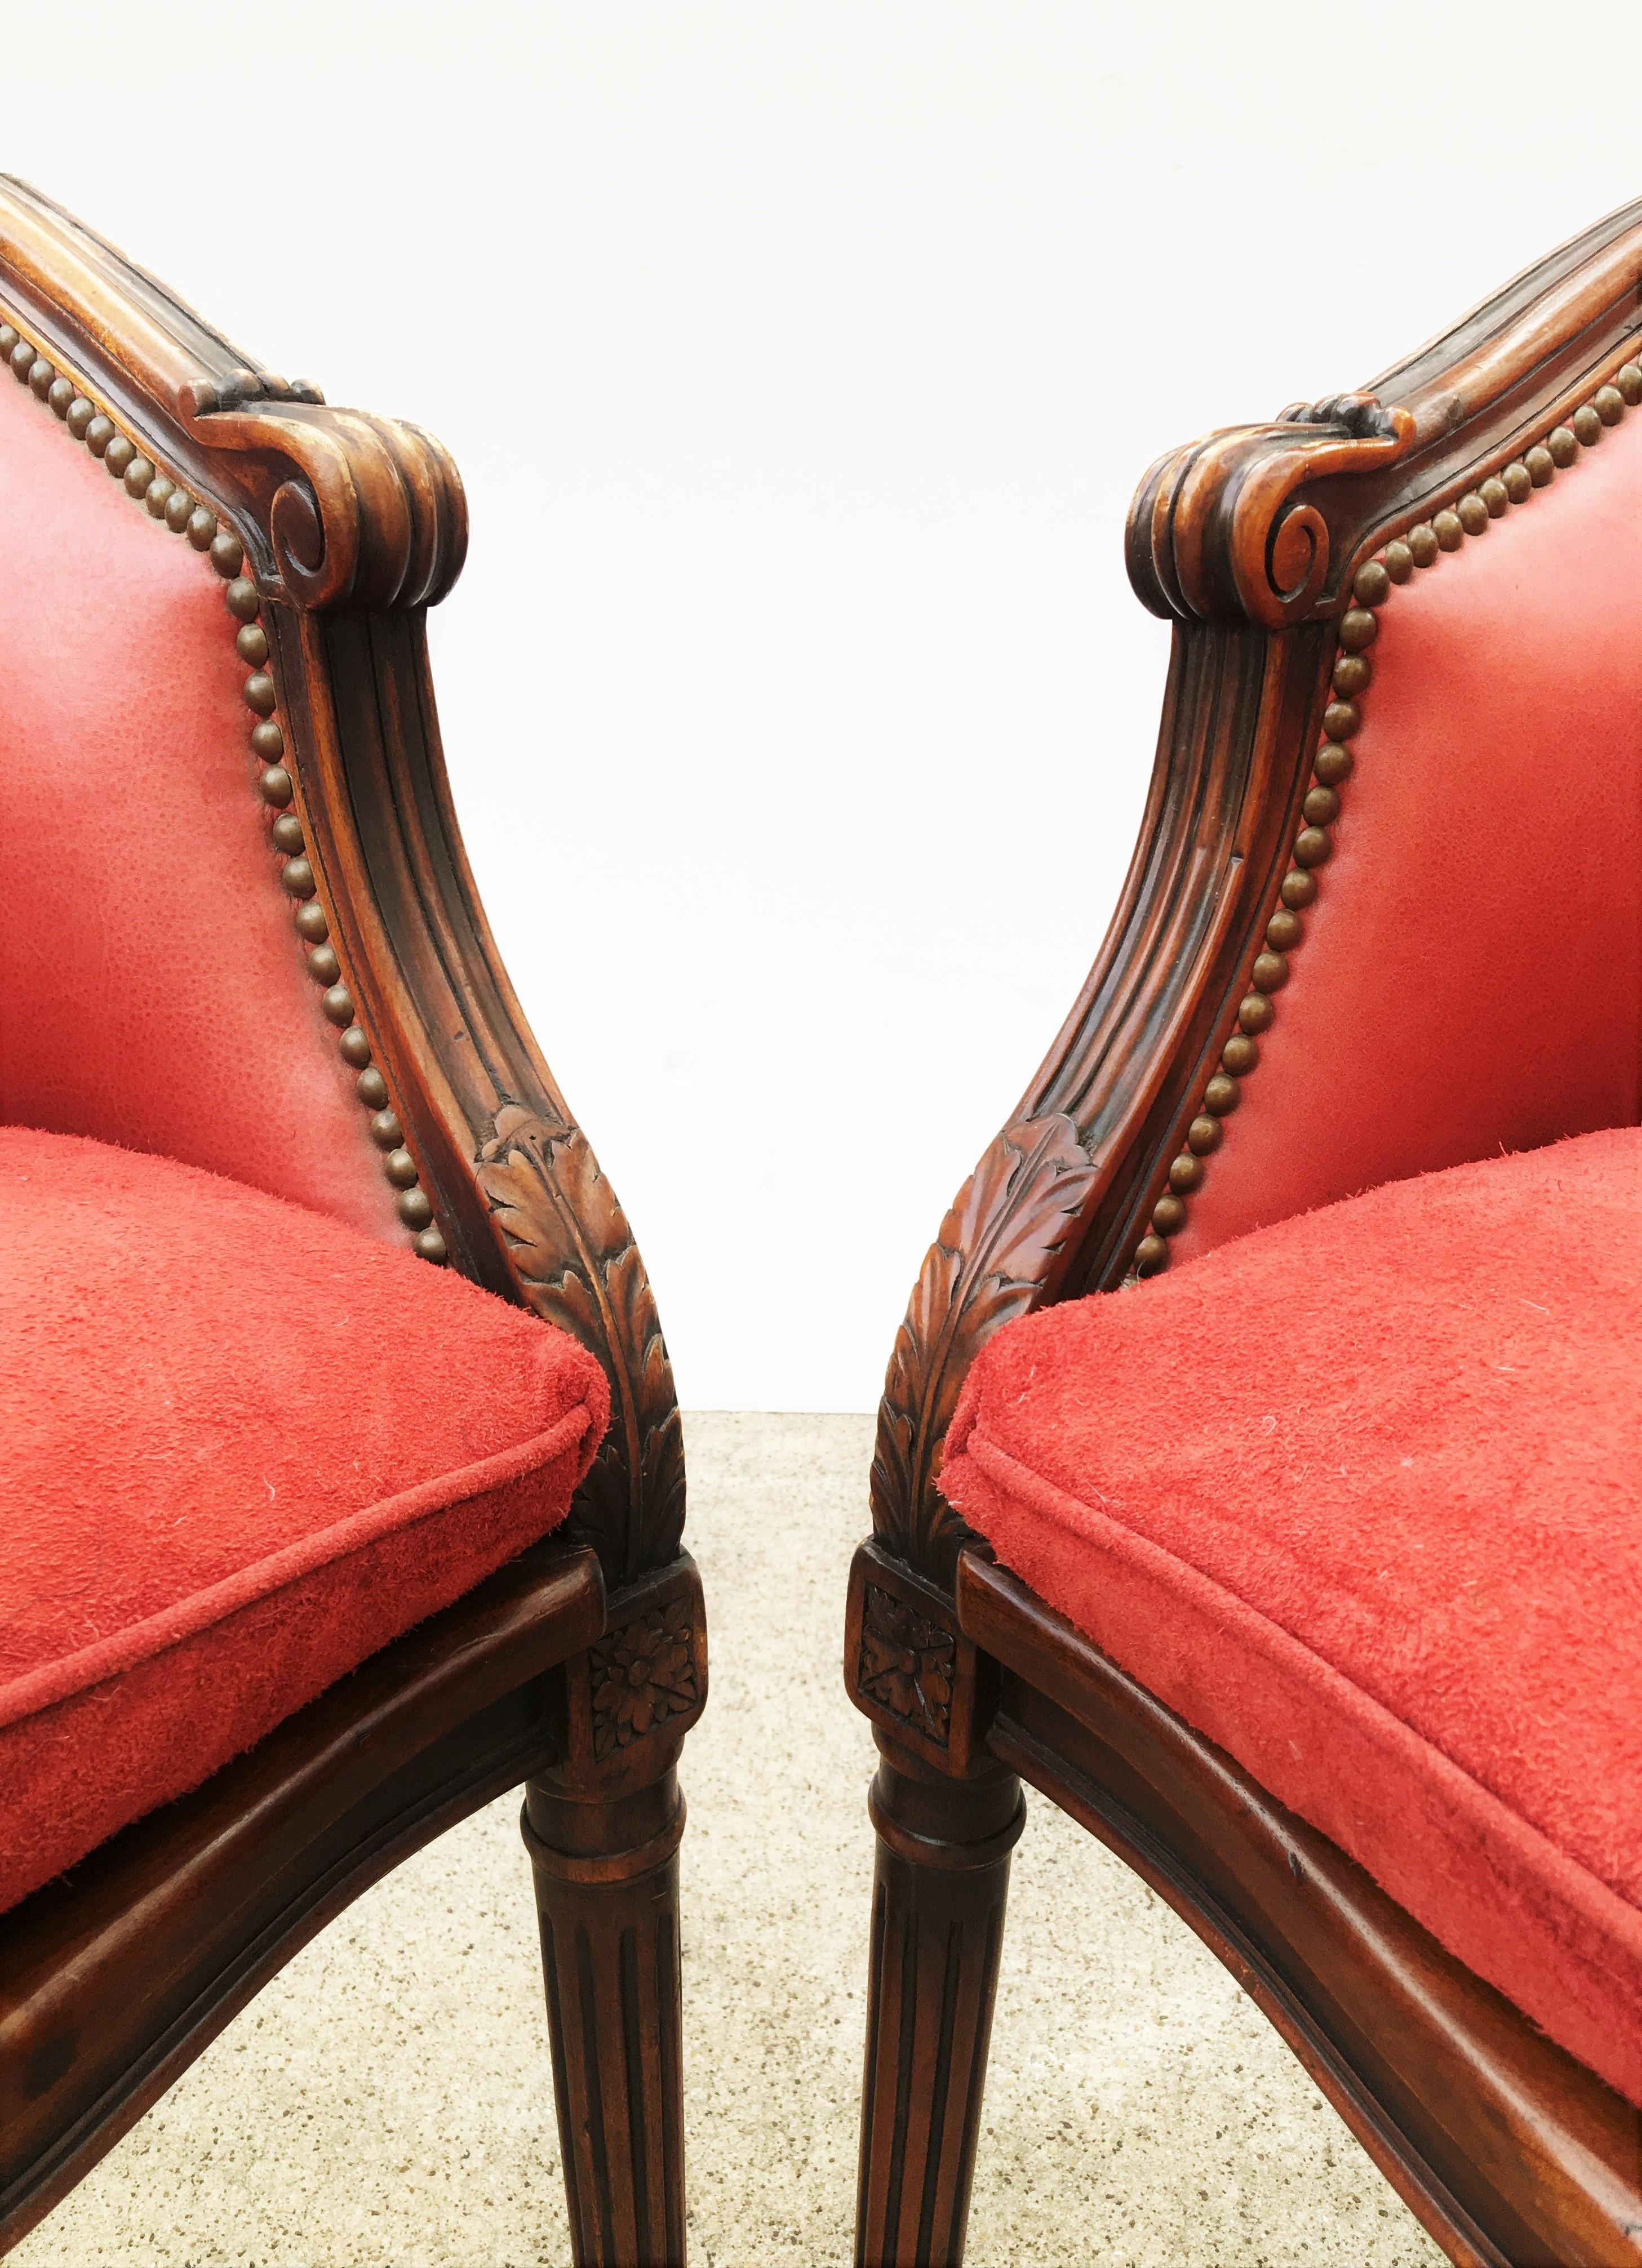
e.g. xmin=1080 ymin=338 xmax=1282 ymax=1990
xmin=849 ymin=196 xmax=1642 ymax=2265
xmin=963 ymin=1554 xmax=1642 ymax=2268
xmin=0 ymin=179 xmax=698 ymax=2265
xmin=1 ymin=1541 xmax=603 ymax=2252
xmin=855 ymin=1737 xmax=1024 ymax=2268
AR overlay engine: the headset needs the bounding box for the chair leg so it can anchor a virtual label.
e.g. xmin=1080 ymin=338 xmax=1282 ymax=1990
xmin=521 ymin=1556 xmax=705 ymax=2268
xmin=523 ymin=1752 xmax=687 ymax=2268
xmin=855 ymin=1736 xmax=1026 ymax=2268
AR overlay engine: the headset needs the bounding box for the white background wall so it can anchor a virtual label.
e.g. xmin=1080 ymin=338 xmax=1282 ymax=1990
xmin=11 ymin=2 xmax=1642 ymax=1407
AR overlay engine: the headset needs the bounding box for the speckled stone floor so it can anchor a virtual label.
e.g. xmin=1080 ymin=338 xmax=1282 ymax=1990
xmin=15 ymin=1414 xmax=1445 ymax=2266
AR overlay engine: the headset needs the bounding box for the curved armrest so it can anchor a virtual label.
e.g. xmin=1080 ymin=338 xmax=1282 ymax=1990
xmin=0 ymin=178 xmax=682 ymax=1591
xmin=875 ymin=195 xmax=1642 ymax=1586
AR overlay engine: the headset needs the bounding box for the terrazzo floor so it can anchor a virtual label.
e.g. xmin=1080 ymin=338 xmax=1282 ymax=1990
xmin=16 ymin=1413 xmax=1445 ymax=2266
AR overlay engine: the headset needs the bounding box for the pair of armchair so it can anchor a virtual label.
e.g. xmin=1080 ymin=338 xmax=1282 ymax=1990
xmin=3 ymin=181 xmax=1642 ymax=2268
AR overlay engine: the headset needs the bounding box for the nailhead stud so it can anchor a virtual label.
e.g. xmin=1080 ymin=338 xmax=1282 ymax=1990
xmin=281 ymin=856 xmax=316 ymax=898
xmin=397 ymin=1189 xmax=433 ymax=1229
xmin=339 ymin=1026 xmax=372 ymax=1068
xmin=356 ymin=1068 xmax=389 ymax=1108
xmin=1204 ymin=1072 xmax=1240 ymax=1114
xmin=1168 ymin=1153 xmax=1204 ymax=1193
xmin=270 ymin=812 xmax=304 ymax=854
xmin=1152 ymin=1193 xmax=1188 ymax=1233
xmin=415 ymin=1228 xmax=448 ymax=1265
xmin=1252 ymin=950 xmax=1289 ymax=993
xmin=1266 ymin=908 xmax=1303 ymax=951
xmin=1238 ymin=993 xmax=1274 ymax=1035
xmin=1502 ymin=462 xmax=1533 ymax=504
xmin=1280 ymin=867 xmax=1317 ymax=908
xmin=295 ymin=902 xmax=329 ymax=942
xmin=384 ymin=1148 xmax=420 ymax=1189
xmin=1134 ymin=1234 xmax=1168 ymax=1277
xmin=1222 ymin=1033 xmax=1259 ymax=1075
xmin=1548 ymin=426 xmax=1578 ymax=467
xmin=1353 ymin=561 xmax=1391 ymax=606
xmin=322 ymin=985 xmax=356 ymax=1028
xmin=258 ymin=766 xmax=294 ymax=807
xmin=1408 ymin=524 xmax=1438 ymax=566
xmin=1383 ymin=541 xmax=1414 ymax=583
xmin=1573 ymin=403 xmax=1604 ymax=446
xmin=1303 ymin=785 xmax=1340 ymax=826
xmin=1313 ymin=744 xmax=1353 ymax=786
xmin=307 ymin=945 xmax=341 ymax=985
xmin=225 ymin=576 xmax=260 ymax=622
xmin=1293 ymin=826 xmax=1333 ymax=868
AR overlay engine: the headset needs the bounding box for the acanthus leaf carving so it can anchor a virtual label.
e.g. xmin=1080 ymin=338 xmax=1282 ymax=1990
xmin=871 ymin=1113 xmax=1101 ymax=1585
xmin=477 ymin=1103 xmax=685 ymax=1588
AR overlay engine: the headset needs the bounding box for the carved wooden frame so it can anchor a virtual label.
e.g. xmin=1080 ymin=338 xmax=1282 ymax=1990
xmin=0 ymin=177 xmax=700 ymax=2265
xmin=847 ymin=195 xmax=1642 ymax=2267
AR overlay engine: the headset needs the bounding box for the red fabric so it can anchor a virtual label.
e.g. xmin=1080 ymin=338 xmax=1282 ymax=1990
xmin=1175 ymin=408 xmax=1642 ymax=1265
xmin=0 ymin=357 xmax=400 ymax=1241
xmin=0 ymin=1128 xmax=609 ymax=1914
xmin=941 ymin=1127 xmax=1642 ymax=2107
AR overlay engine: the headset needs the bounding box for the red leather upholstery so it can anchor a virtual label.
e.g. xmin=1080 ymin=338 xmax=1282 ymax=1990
xmin=0 ymin=364 xmax=400 ymax=1240
xmin=1174 ymin=411 xmax=1642 ymax=1264
xmin=0 ymin=1128 xmax=608 ymax=1914
xmin=942 ymin=1127 xmax=1642 ymax=2109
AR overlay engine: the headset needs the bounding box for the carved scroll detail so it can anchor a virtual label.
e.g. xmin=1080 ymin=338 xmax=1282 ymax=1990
xmin=1127 ymin=395 xmax=1415 ymax=629
xmin=871 ymin=1114 xmax=1100 ymax=1585
xmin=477 ymin=1103 xmax=685 ymax=1587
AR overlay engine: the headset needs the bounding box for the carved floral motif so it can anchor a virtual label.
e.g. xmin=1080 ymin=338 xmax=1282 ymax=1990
xmin=856 ymin=1584 xmax=956 ymax=1747
xmin=477 ymin=1103 xmax=685 ymax=1589
xmin=589 ymin=1599 xmax=699 ymax=1759
xmin=871 ymin=1114 xmax=1099 ymax=1584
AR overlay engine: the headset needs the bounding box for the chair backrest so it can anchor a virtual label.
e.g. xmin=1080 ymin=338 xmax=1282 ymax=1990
xmin=0 ymin=341 xmax=399 ymax=1242
xmin=0 ymin=179 xmax=684 ymax=1595
xmin=1171 ymin=390 xmax=1642 ymax=1265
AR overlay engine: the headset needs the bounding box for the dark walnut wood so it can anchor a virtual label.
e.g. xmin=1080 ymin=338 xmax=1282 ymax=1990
xmin=0 ymin=1541 xmax=603 ymax=2252
xmin=962 ymin=1554 xmax=1642 ymax=2268
xmin=848 ymin=194 xmax=1642 ymax=2266
xmin=0 ymin=179 xmax=698 ymax=2265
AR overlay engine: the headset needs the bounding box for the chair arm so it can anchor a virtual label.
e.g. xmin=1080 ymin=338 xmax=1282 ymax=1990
xmin=873 ymin=194 xmax=1642 ymax=1589
xmin=0 ymin=178 xmax=682 ymax=1592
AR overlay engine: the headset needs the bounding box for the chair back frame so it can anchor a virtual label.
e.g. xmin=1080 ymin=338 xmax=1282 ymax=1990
xmin=847 ymin=197 xmax=1642 ymax=2267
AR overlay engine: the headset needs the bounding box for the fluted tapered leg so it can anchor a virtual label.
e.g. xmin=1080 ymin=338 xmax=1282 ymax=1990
xmin=855 ymin=1737 xmax=1026 ymax=2268
xmin=524 ymin=1755 xmax=687 ymax=2268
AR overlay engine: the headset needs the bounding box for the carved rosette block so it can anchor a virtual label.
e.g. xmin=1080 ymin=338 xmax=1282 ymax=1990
xmin=590 ymin=1596 xmax=700 ymax=1761
xmin=846 ymin=1544 xmax=994 ymax=1776
xmin=858 ymin=1583 xmax=956 ymax=1749
xmin=871 ymin=1114 xmax=1100 ymax=1587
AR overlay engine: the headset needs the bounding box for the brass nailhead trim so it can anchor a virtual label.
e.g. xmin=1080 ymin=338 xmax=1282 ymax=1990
xmin=1130 ymin=352 xmax=1642 ymax=1280
xmin=0 ymin=312 xmax=448 ymax=1266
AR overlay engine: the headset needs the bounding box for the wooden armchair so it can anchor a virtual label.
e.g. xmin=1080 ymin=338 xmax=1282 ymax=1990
xmin=845 ymin=199 xmax=1642 ymax=2266
xmin=0 ymin=181 xmax=700 ymax=2267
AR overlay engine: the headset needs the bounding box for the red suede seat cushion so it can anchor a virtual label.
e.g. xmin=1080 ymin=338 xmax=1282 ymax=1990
xmin=0 ymin=1127 xmax=609 ymax=1915
xmin=940 ymin=1126 xmax=1642 ymax=2108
